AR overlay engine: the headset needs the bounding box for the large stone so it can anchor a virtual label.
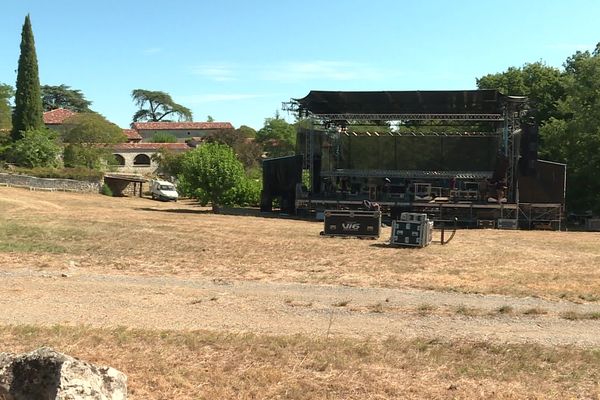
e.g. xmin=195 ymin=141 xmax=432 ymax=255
xmin=0 ymin=347 xmax=127 ymax=400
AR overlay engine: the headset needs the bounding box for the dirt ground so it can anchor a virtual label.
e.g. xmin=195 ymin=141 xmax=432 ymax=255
xmin=1 ymin=187 xmax=599 ymax=301
xmin=1 ymin=270 xmax=600 ymax=348
xmin=1 ymin=187 xmax=599 ymax=398
xmin=1 ymin=186 xmax=599 ymax=346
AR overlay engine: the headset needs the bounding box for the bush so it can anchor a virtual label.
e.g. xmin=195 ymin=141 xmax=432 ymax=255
xmin=63 ymin=144 xmax=115 ymax=170
xmin=179 ymin=143 xmax=246 ymax=212
xmin=9 ymin=166 xmax=104 ymax=181
xmin=151 ymin=132 xmax=177 ymax=143
xmin=228 ymin=176 xmax=262 ymax=207
xmin=8 ymin=128 xmax=61 ymax=168
xmin=152 ymin=149 xmax=185 ymax=178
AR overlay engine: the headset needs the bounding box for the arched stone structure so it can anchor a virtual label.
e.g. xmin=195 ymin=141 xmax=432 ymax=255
xmin=114 ymin=154 xmax=125 ymax=166
xmin=133 ymin=154 xmax=151 ymax=166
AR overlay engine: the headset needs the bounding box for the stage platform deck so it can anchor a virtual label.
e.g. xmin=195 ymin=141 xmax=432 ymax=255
xmin=296 ymin=198 xmax=563 ymax=229
xmin=321 ymin=169 xmax=494 ymax=180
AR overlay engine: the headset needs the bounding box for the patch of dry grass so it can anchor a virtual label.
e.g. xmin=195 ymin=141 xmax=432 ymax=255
xmin=561 ymin=311 xmax=600 ymax=321
xmin=2 ymin=188 xmax=600 ymax=301
xmin=1 ymin=325 xmax=599 ymax=399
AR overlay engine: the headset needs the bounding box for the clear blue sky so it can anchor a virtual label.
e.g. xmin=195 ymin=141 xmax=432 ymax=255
xmin=1 ymin=0 xmax=599 ymax=130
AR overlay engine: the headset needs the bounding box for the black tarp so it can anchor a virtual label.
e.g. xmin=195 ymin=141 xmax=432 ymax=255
xmin=261 ymin=155 xmax=303 ymax=213
xmin=295 ymin=90 xmax=519 ymax=116
xmin=518 ymin=160 xmax=566 ymax=204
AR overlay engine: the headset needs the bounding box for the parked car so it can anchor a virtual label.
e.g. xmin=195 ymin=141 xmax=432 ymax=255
xmin=150 ymin=180 xmax=178 ymax=201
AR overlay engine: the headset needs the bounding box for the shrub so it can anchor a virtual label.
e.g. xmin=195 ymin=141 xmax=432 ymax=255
xmin=8 ymin=128 xmax=61 ymax=168
xmin=10 ymin=166 xmax=104 ymax=181
xmin=63 ymin=144 xmax=115 ymax=170
xmin=152 ymin=149 xmax=185 ymax=178
xmin=230 ymin=176 xmax=262 ymax=207
xmin=151 ymin=132 xmax=177 ymax=143
xmin=179 ymin=143 xmax=246 ymax=212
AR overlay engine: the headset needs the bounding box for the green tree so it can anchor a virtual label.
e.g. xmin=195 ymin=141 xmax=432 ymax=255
xmin=238 ymin=125 xmax=257 ymax=138
xmin=150 ymin=132 xmax=177 ymax=143
xmin=206 ymin=115 xmax=214 ymax=122
xmin=0 ymin=83 xmax=14 ymax=130
xmin=41 ymin=84 xmax=92 ymax=112
xmin=61 ymin=113 xmax=125 ymax=169
xmin=12 ymin=15 xmax=44 ymax=141
xmin=152 ymin=148 xmax=185 ymax=179
xmin=131 ymin=89 xmax=192 ymax=122
xmin=179 ymin=143 xmax=246 ymax=213
xmin=8 ymin=128 xmax=60 ymax=168
xmin=538 ymin=45 xmax=600 ymax=212
xmin=206 ymin=128 xmax=263 ymax=170
xmin=476 ymin=62 xmax=566 ymax=125
xmin=256 ymin=115 xmax=296 ymax=157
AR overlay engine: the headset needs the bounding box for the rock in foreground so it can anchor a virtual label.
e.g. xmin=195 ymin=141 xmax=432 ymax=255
xmin=0 ymin=347 xmax=127 ymax=400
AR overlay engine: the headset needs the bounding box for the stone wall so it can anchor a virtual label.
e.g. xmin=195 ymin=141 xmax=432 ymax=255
xmin=112 ymin=151 xmax=158 ymax=174
xmin=0 ymin=173 xmax=101 ymax=193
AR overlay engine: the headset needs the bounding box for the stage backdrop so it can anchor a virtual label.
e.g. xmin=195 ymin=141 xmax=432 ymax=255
xmin=336 ymin=136 xmax=499 ymax=171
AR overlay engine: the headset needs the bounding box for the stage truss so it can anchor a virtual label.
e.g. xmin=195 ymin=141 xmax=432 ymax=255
xmin=282 ymin=92 xmax=558 ymax=228
xmin=285 ymin=98 xmax=526 ymax=203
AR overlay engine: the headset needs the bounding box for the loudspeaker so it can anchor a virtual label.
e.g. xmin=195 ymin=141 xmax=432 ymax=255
xmin=519 ymin=122 xmax=538 ymax=176
xmin=312 ymin=155 xmax=321 ymax=194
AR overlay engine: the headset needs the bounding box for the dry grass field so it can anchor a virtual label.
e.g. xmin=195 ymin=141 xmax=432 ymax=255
xmin=1 ymin=325 xmax=599 ymax=399
xmin=1 ymin=187 xmax=599 ymax=301
xmin=1 ymin=187 xmax=600 ymax=399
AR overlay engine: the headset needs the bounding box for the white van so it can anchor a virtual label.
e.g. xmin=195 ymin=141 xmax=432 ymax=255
xmin=150 ymin=180 xmax=179 ymax=201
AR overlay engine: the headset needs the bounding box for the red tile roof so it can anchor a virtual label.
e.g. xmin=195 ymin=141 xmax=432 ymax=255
xmin=43 ymin=108 xmax=77 ymax=125
xmin=131 ymin=121 xmax=234 ymax=130
xmin=122 ymin=129 xmax=142 ymax=140
xmin=112 ymin=143 xmax=191 ymax=151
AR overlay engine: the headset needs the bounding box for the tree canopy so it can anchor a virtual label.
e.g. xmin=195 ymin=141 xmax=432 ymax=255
xmin=8 ymin=128 xmax=61 ymax=168
xmin=61 ymin=113 xmax=125 ymax=169
xmin=0 ymin=83 xmax=13 ymax=131
xmin=477 ymin=44 xmax=600 ymax=213
xmin=131 ymin=89 xmax=192 ymax=122
xmin=538 ymin=46 xmax=600 ymax=212
xmin=179 ymin=143 xmax=246 ymax=213
xmin=477 ymin=62 xmax=565 ymax=125
xmin=206 ymin=128 xmax=263 ymax=170
xmin=238 ymin=125 xmax=257 ymax=138
xmin=256 ymin=115 xmax=296 ymax=158
xmin=41 ymin=84 xmax=92 ymax=112
xmin=12 ymin=15 xmax=44 ymax=141
xmin=61 ymin=113 xmax=124 ymax=144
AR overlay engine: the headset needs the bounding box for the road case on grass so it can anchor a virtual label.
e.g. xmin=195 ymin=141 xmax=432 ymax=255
xmin=391 ymin=213 xmax=433 ymax=248
xmin=323 ymin=209 xmax=381 ymax=238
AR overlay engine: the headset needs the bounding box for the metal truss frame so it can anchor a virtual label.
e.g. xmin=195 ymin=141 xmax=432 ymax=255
xmin=341 ymin=131 xmax=500 ymax=138
xmin=518 ymin=203 xmax=563 ymax=230
xmin=286 ymin=96 xmax=527 ymax=205
xmin=310 ymin=113 xmax=503 ymax=122
xmin=320 ymin=169 xmax=493 ymax=180
xmin=281 ymin=102 xmax=504 ymax=121
xmin=503 ymin=107 xmax=523 ymax=202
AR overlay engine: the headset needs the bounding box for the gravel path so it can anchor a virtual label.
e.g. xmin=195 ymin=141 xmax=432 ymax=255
xmin=1 ymin=268 xmax=599 ymax=348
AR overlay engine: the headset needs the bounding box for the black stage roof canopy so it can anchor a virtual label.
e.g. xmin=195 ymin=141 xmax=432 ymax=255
xmin=294 ymin=90 xmax=525 ymax=116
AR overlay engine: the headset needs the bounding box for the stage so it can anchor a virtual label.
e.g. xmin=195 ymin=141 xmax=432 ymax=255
xmin=260 ymin=90 xmax=566 ymax=229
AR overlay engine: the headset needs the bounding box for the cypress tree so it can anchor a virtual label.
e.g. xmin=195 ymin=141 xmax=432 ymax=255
xmin=12 ymin=14 xmax=44 ymax=141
